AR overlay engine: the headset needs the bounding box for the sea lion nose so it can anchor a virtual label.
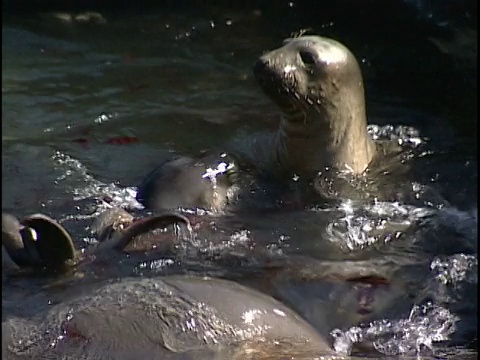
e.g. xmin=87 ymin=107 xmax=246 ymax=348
xmin=254 ymin=56 xmax=280 ymax=82
xmin=253 ymin=58 xmax=270 ymax=77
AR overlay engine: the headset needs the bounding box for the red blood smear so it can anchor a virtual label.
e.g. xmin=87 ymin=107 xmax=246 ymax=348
xmin=123 ymin=53 xmax=136 ymax=64
xmin=63 ymin=321 xmax=89 ymax=342
xmin=357 ymin=308 xmax=372 ymax=315
xmin=346 ymin=275 xmax=390 ymax=287
xmin=72 ymin=138 xmax=90 ymax=149
xmin=105 ymin=136 xmax=139 ymax=145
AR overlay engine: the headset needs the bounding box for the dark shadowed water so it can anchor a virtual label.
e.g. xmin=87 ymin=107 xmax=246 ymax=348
xmin=2 ymin=3 xmax=477 ymax=359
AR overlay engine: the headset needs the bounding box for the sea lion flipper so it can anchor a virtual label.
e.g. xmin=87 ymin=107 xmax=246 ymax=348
xmin=114 ymin=212 xmax=192 ymax=252
xmin=2 ymin=213 xmax=45 ymax=269
xmin=21 ymin=214 xmax=76 ymax=270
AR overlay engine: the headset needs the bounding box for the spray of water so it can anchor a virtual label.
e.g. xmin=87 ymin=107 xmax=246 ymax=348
xmin=52 ymin=151 xmax=144 ymax=219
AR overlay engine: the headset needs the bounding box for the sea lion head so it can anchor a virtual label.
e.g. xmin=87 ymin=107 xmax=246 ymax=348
xmin=254 ymin=35 xmax=376 ymax=175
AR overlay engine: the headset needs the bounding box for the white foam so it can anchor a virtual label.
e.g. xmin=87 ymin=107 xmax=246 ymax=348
xmin=332 ymin=302 xmax=459 ymax=356
xmin=52 ymin=151 xmax=144 ymax=220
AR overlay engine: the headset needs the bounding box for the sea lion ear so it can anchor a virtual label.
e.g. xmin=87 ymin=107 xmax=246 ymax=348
xmin=21 ymin=214 xmax=77 ymax=270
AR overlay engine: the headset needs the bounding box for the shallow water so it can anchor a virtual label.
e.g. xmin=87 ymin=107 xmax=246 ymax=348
xmin=2 ymin=4 xmax=477 ymax=359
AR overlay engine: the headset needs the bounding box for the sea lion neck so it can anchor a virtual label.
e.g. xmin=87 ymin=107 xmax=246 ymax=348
xmin=275 ymin=74 xmax=376 ymax=176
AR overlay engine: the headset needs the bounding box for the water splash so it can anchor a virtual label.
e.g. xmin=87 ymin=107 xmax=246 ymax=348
xmin=367 ymin=124 xmax=425 ymax=148
xmin=325 ymin=196 xmax=477 ymax=252
xmin=52 ymin=151 xmax=144 ymax=219
xmin=425 ymin=207 xmax=478 ymax=250
xmin=136 ymin=258 xmax=176 ymax=271
xmin=325 ymin=200 xmax=433 ymax=250
xmin=428 ymin=253 xmax=478 ymax=305
xmin=331 ymin=251 xmax=476 ymax=357
xmin=265 ymin=234 xmax=291 ymax=256
xmin=331 ymin=302 xmax=459 ymax=356
xmin=199 ymin=229 xmax=253 ymax=255
xmin=431 ymin=254 xmax=478 ymax=287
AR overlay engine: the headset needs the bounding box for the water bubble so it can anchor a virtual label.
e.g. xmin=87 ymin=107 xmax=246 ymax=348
xmin=326 ymin=200 xmax=424 ymax=250
xmin=94 ymin=112 xmax=115 ymax=124
xmin=367 ymin=124 xmax=425 ymax=148
xmin=138 ymin=258 xmax=175 ymax=270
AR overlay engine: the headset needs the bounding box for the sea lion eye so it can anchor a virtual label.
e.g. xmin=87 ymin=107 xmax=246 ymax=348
xmin=299 ymin=50 xmax=316 ymax=66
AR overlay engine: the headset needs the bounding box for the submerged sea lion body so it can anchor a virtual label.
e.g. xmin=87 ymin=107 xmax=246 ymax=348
xmin=136 ymin=152 xmax=240 ymax=212
xmin=3 ymin=276 xmax=334 ymax=359
xmin=137 ymin=35 xmax=380 ymax=212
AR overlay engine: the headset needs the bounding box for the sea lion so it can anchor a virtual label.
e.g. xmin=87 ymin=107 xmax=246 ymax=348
xmin=137 ymin=35 xmax=380 ymax=212
xmin=3 ymin=276 xmax=335 ymax=359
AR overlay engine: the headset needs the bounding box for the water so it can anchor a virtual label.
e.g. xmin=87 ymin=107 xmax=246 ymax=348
xmin=2 ymin=4 xmax=477 ymax=359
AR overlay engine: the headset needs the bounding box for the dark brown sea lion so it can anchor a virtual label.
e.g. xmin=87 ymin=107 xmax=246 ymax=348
xmin=137 ymin=35 xmax=383 ymax=212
